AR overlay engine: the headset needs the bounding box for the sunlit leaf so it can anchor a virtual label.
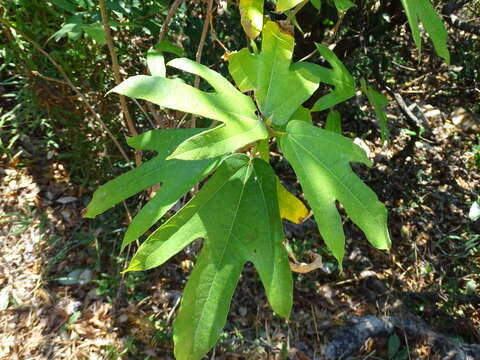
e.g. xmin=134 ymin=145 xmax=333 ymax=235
xmin=228 ymin=21 xmax=319 ymax=126
xmin=125 ymin=155 xmax=292 ymax=360
xmin=239 ymin=0 xmax=264 ymax=39
xmin=400 ymin=0 xmax=450 ymax=63
xmin=281 ymin=120 xmax=390 ymax=266
xmin=277 ymin=178 xmax=309 ymax=224
xmin=84 ymin=129 xmax=222 ymax=249
xmin=111 ymin=58 xmax=268 ymax=160
xmin=295 ymin=43 xmax=355 ymax=112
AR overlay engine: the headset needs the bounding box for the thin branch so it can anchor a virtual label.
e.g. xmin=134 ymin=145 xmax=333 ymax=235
xmin=191 ymin=0 xmax=214 ymax=128
xmin=0 ymin=16 xmax=131 ymax=165
xmin=159 ymin=0 xmax=184 ymax=42
xmin=194 ymin=0 xmax=214 ymax=89
xmin=99 ymin=0 xmax=142 ymax=166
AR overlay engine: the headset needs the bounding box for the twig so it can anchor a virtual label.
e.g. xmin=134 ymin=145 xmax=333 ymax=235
xmin=132 ymin=98 xmax=156 ymax=128
xmin=30 ymin=71 xmax=69 ymax=85
xmin=99 ymin=0 xmax=141 ymax=166
xmin=0 ymin=16 xmax=131 ymax=165
xmin=191 ymin=0 xmax=214 ymax=128
xmin=159 ymin=0 xmax=184 ymax=42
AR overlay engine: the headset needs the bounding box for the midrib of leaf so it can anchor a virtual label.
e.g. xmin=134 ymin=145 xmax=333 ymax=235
xmin=191 ymin=163 xmax=251 ymax=354
xmin=289 ymin=135 xmax=382 ymax=228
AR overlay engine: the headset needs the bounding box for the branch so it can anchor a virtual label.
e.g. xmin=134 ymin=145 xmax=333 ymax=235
xmin=0 ymin=16 xmax=131 ymax=165
xmin=159 ymin=0 xmax=184 ymax=42
xmin=191 ymin=0 xmax=214 ymax=128
xmin=99 ymin=0 xmax=141 ymax=166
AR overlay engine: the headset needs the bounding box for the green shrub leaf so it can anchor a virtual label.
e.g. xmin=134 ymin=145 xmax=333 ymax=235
xmin=360 ymin=78 xmax=390 ymax=142
xmin=400 ymin=0 xmax=450 ymax=64
xmin=280 ymin=120 xmax=390 ymax=266
xmin=110 ymin=58 xmax=268 ymax=160
xmin=228 ymin=21 xmax=319 ymax=126
xmin=125 ymin=155 xmax=292 ymax=360
xmin=295 ymin=43 xmax=355 ymax=112
xmin=325 ymin=109 xmax=342 ymax=134
xmin=84 ymin=129 xmax=223 ymax=248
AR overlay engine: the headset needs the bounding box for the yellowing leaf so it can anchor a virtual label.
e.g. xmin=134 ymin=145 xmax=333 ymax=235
xmin=239 ymin=0 xmax=264 ymax=39
xmin=277 ymin=178 xmax=308 ymax=224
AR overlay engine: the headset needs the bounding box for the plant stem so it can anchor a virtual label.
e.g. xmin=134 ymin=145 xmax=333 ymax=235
xmin=191 ymin=0 xmax=214 ymax=129
xmin=99 ymin=0 xmax=141 ymax=166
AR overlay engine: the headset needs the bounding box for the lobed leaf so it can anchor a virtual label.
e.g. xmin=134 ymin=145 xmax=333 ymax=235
xmin=84 ymin=129 xmax=222 ymax=249
xmin=228 ymin=21 xmax=319 ymax=127
xmin=280 ymin=120 xmax=390 ymax=266
xmin=110 ymin=58 xmax=268 ymax=160
xmin=294 ymin=43 xmax=355 ymax=112
xmin=125 ymin=155 xmax=292 ymax=360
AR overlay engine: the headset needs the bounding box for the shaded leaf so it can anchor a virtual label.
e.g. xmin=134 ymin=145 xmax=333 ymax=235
xmin=110 ymin=58 xmax=268 ymax=160
xmin=82 ymin=23 xmax=106 ymax=44
xmin=280 ymin=120 xmax=390 ymax=266
xmin=294 ymin=43 xmax=355 ymax=112
xmin=333 ymin=0 xmax=355 ymax=12
xmin=228 ymin=21 xmax=319 ymax=126
xmin=360 ymin=78 xmax=390 ymax=141
xmin=325 ymin=110 xmax=342 ymax=134
xmin=400 ymin=0 xmax=450 ymax=63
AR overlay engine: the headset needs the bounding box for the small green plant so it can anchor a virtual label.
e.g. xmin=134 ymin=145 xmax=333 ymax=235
xmin=84 ymin=1 xmax=450 ymax=359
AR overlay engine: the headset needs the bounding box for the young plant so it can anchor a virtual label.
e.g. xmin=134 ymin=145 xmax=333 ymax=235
xmin=85 ymin=20 xmax=391 ymax=359
xmin=85 ymin=0 xmax=452 ymax=354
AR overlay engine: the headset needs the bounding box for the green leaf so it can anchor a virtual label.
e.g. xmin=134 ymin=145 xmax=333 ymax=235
xmin=84 ymin=129 xmax=222 ymax=248
xmin=295 ymin=43 xmax=355 ymax=112
xmin=276 ymin=0 xmax=304 ymax=12
xmin=147 ymin=41 xmax=184 ymax=77
xmin=239 ymin=0 xmax=264 ymax=39
xmin=325 ymin=110 xmax=342 ymax=134
xmin=48 ymin=0 xmax=76 ymax=12
xmin=310 ymin=0 xmax=321 ymax=10
xmin=82 ymin=23 xmax=106 ymax=44
xmin=388 ymin=333 xmax=401 ymax=359
xmin=280 ymin=120 xmax=390 ymax=266
xmin=126 ymin=155 xmax=292 ymax=360
xmin=228 ymin=21 xmax=319 ymax=127
xmin=111 ymin=58 xmax=268 ymax=160
xmin=360 ymin=78 xmax=389 ymax=141
xmin=333 ymin=0 xmax=355 ymax=13
xmin=400 ymin=0 xmax=450 ymax=64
